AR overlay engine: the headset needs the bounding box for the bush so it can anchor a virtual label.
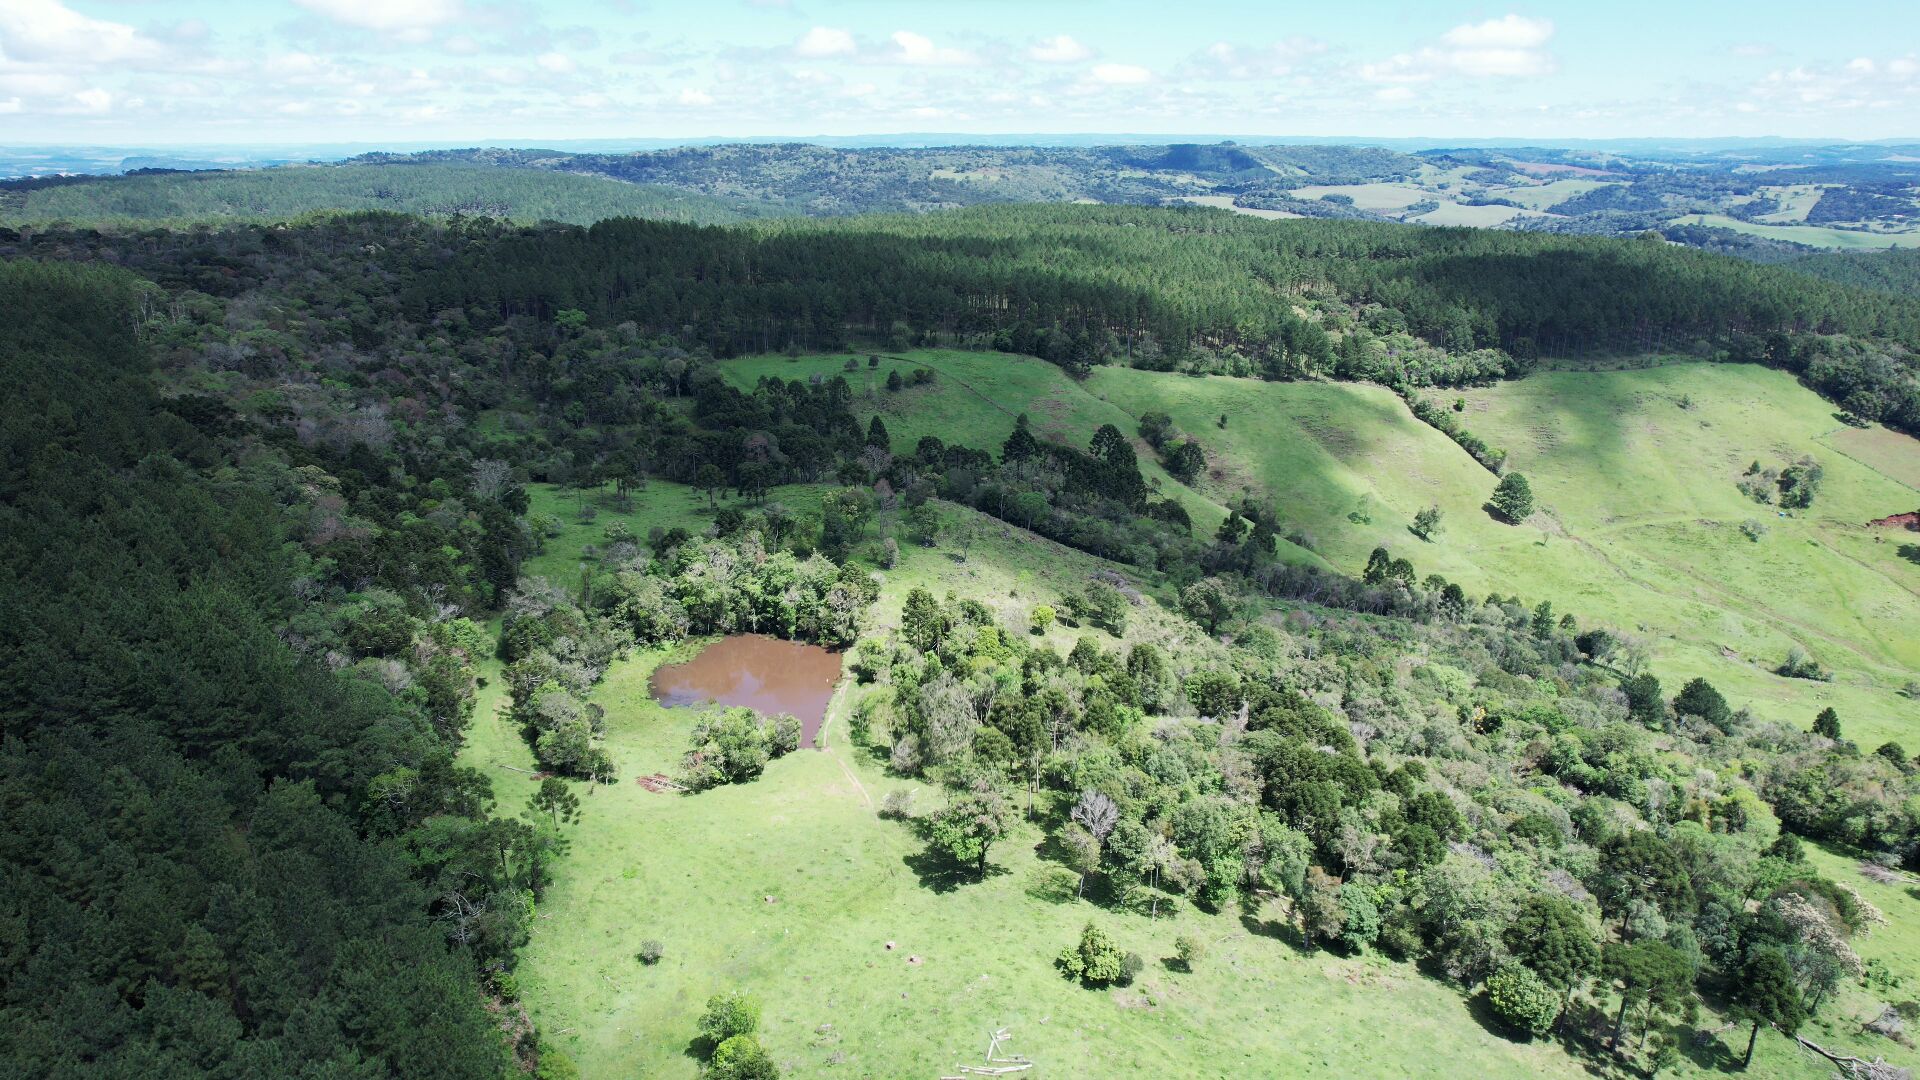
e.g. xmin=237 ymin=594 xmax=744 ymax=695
xmin=1777 ymin=646 xmax=1831 ymax=681
xmin=1175 ymin=934 xmax=1206 ymax=969
xmin=1740 ymin=519 xmax=1769 ymax=542
xmin=638 ymin=940 xmax=664 ymax=965
xmin=1119 ymin=952 xmax=1145 ymax=985
xmin=880 ymin=788 xmax=917 ymax=820
xmin=535 ymin=1049 xmax=581 ymax=1080
xmin=708 ymin=1034 xmax=779 ymax=1080
xmin=698 ymin=992 xmax=761 ymax=1046
xmin=1057 ymin=922 xmax=1126 ymax=986
xmin=1030 ymin=605 xmax=1056 ymax=635
xmin=1486 ymin=963 xmax=1561 ymax=1038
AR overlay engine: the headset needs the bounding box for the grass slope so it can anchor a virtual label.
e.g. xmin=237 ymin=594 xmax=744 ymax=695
xmin=0 ymin=162 xmax=771 ymax=227
xmin=1091 ymin=361 xmax=1920 ymax=748
xmin=466 ymin=483 xmax=1583 ymax=1079
xmin=462 ymin=479 xmax=1916 ymax=1078
xmin=717 ymin=350 xmax=1322 ymax=567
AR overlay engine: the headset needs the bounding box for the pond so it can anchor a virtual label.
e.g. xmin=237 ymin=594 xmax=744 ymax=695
xmin=647 ymin=634 xmax=843 ymax=748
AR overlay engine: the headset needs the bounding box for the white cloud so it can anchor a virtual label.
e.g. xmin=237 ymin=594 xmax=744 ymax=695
xmin=292 ymin=0 xmax=463 ymax=34
xmin=1089 ymin=62 xmax=1152 ymax=85
xmin=1374 ymin=85 xmax=1415 ymax=103
xmin=537 ymin=51 xmax=575 ymax=73
xmin=677 ymin=87 xmax=714 ymax=106
xmin=0 ymin=0 xmax=160 ymax=65
xmin=888 ymin=30 xmax=974 ymax=67
xmin=1029 ymin=35 xmax=1091 ymax=64
xmin=72 ymin=87 xmax=110 ymax=113
xmin=1439 ymin=14 xmax=1553 ymax=50
xmin=1197 ymin=36 xmax=1327 ymax=80
xmin=0 ymin=97 xmax=21 ymax=114
xmin=1360 ymin=14 xmax=1556 ymax=84
xmin=1747 ymin=53 xmax=1920 ymax=110
xmin=794 ymin=26 xmax=856 ymax=58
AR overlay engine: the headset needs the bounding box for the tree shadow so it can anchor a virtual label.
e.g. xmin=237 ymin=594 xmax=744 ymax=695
xmin=1483 ymin=502 xmax=1523 ymax=525
xmin=1679 ymin=1025 xmax=1741 ymax=1073
xmin=1237 ymin=911 xmax=1310 ymax=955
xmin=901 ymin=848 xmax=1009 ymax=894
xmin=1462 ymin=988 xmax=1532 ymax=1044
xmin=1897 ymin=543 xmax=1920 ymax=566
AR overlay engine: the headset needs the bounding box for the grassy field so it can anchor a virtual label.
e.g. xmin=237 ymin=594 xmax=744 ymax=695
xmin=466 ymin=354 xmax=1920 ymax=1077
xmin=466 ymin=476 xmax=1910 ymax=1078
xmin=717 ymin=350 xmax=1920 ymax=747
xmin=716 ymin=349 xmax=1327 ymax=566
xmin=1667 ymin=214 xmax=1920 ymax=250
xmin=1089 ymin=360 xmax=1920 ymax=747
xmin=1288 ymin=183 xmax=1433 ymax=211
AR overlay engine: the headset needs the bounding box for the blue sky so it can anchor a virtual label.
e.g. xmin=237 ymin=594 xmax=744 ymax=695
xmin=0 ymin=0 xmax=1915 ymax=144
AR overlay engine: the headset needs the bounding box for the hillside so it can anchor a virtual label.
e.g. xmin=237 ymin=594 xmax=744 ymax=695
xmin=11 ymin=205 xmax=1920 ymax=1080
xmin=0 ymin=162 xmax=774 ymax=227
xmin=722 ymin=348 xmax=1920 ymax=749
xmin=472 ymin=473 xmax=1920 ymax=1080
xmin=1792 ymin=247 xmax=1920 ymax=297
xmin=1096 ymin=360 xmax=1920 ymax=746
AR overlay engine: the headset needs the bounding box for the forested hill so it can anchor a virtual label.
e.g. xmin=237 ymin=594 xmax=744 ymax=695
xmin=396 ymin=204 xmax=1920 ymax=433
xmin=0 ymin=260 xmax=532 ymax=1077
xmin=9 ymin=203 xmax=1917 ymax=437
xmin=1790 ymin=247 xmax=1920 ymax=299
xmin=0 ymin=162 xmax=775 ymax=227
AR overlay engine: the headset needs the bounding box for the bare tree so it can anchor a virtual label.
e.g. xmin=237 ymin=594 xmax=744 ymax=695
xmin=470 ymin=458 xmax=511 ymax=502
xmin=1071 ymin=789 xmax=1119 ymax=843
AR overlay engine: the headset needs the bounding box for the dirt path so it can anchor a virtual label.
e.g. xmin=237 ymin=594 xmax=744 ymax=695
xmin=818 ymin=680 xmax=874 ymax=812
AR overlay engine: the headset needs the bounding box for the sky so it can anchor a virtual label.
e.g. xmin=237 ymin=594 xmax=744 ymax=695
xmin=0 ymin=0 xmax=1915 ymax=145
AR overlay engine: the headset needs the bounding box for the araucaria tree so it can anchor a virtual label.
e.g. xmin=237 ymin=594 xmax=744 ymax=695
xmin=1733 ymin=948 xmax=1805 ymax=1066
xmin=1488 ymin=472 xmax=1534 ymax=522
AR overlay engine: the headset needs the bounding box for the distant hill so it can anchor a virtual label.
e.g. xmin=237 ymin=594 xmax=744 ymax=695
xmin=363 ymin=143 xmax=1422 ymax=215
xmin=0 ymin=162 xmax=775 ymax=227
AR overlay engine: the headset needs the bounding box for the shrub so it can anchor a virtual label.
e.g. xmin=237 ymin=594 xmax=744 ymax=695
xmin=1486 ymin=963 xmax=1561 ymax=1038
xmin=1740 ymin=519 xmax=1769 ymax=541
xmin=535 ymin=1050 xmax=581 ymax=1080
xmin=1030 ymin=605 xmax=1056 ymax=635
xmin=1057 ymin=922 xmax=1127 ymax=986
xmin=1174 ymin=934 xmax=1206 ymax=969
xmin=1119 ymin=952 xmax=1145 ymax=985
xmin=638 ymin=940 xmax=664 ymax=965
xmin=1777 ymin=646 xmax=1831 ymax=681
xmin=880 ymin=788 xmax=917 ymax=820
xmin=698 ymin=992 xmax=761 ymax=1046
xmin=708 ymin=1034 xmax=779 ymax=1080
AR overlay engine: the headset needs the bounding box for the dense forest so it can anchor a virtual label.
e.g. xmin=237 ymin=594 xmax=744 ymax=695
xmin=1791 ymin=248 xmax=1920 ymax=299
xmin=0 ymin=260 xmax=556 ymax=1076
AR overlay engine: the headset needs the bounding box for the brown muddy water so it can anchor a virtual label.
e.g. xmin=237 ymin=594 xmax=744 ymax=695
xmin=647 ymin=635 xmax=843 ymax=747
